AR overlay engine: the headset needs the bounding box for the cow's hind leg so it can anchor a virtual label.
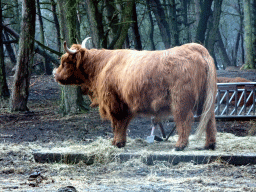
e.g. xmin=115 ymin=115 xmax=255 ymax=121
xmin=204 ymin=112 xmax=217 ymax=150
xmin=173 ymin=90 xmax=195 ymax=151
xmin=174 ymin=110 xmax=194 ymax=151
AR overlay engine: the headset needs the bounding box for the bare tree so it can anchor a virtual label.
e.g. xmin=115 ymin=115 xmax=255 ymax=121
xmin=169 ymin=0 xmax=179 ymax=46
xmin=252 ymin=0 xmax=256 ymax=68
xmin=231 ymin=0 xmax=244 ymax=66
xmin=84 ymin=0 xmax=106 ymax=48
xmin=0 ymin=0 xmax=10 ymax=99
xmin=205 ymin=0 xmax=223 ymax=68
xmin=132 ymin=2 xmax=142 ymax=50
xmin=10 ymin=0 xmax=36 ymax=111
xmin=195 ymin=0 xmax=213 ymax=44
xmin=36 ymin=0 xmax=45 ymax=44
xmin=113 ymin=0 xmax=135 ymax=49
xmin=50 ymin=0 xmax=61 ymax=52
xmin=148 ymin=0 xmax=171 ymax=48
xmin=216 ymin=28 xmax=232 ymax=68
xmin=57 ymin=0 xmax=89 ymax=115
xmin=3 ymin=29 xmax=17 ymax=65
xmin=146 ymin=0 xmax=156 ymax=50
xmin=243 ymin=0 xmax=255 ymax=69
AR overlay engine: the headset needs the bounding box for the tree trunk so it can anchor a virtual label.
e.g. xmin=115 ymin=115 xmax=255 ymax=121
xmin=0 ymin=0 xmax=10 ymax=99
xmin=50 ymin=0 xmax=61 ymax=52
xmin=9 ymin=0 xmax=36 ymax=111
xmin=36 ymin=0 xmax=44 ymax=44
xmin=195 ymin=0 xmax=213 ymax=44
xmin=36 ymin=0 xmax=52 ymax=75
xmin=216 ymin=28 xmax=232 ymax=68
xmin=66 ymin=0 xmax=78 ymax=44
xmin=148 ymin=0 xmax=171 ymax=48
xmin=252 ymin=0 xmax=256 ymax=68
xmin=194 ymin=0 xmax=201 ymax=28
xmin=132 ymin=2 xmax=142 ymax=50
xmin=56 ymin=0 xmax=69 ymax=46
xmin=84 ymin=0 xmax=105 ymax=48
xmin=13 ymin=0 xmax=21 ymax=34
xmin=3 ymin=29 xmax=17 ymax=65
xmin=232 ymin=25 xmax=241 ymax=66
xmin=232 ymin=0 xmax=243 ymax=67
xmin=57 ymin=0 xmax=89 ymax=115
xmin=243 ymin=0 xmax=254 ymax=69
xmin=146 ymin=0 xmax=156 ymax=50
xmin=59 ymin=85 xmax=89 ymax=115
xmin=104 ymin=0 xmax=119 ymax=46
xmin=205 ymin=0 xmax=223 ymax=63
xmin=113 ymin=0 xmax=135 ymax=49
xmin=241 ymin=32 xmax=245 ymax=64
xmin=169 ymin=0 xmax=179 ymax=46
xmin=181 ymin=0 xmax=189 ymax=44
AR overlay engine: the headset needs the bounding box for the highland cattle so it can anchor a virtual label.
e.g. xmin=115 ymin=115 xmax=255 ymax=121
xmin=54 ymin=38 xmax=217 ymax=151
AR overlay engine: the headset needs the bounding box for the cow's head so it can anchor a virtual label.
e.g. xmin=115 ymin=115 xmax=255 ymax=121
xmin=53 ymin=37 xmax=91 ymax=85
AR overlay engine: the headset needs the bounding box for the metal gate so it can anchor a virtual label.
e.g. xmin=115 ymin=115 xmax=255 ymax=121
xmin=215 ymin=82 xmax=256 ymax=120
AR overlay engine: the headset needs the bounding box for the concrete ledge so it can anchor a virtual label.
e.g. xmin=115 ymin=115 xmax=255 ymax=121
xmin=33 ymin=152 xmax=95 ymax=165
xmin=139 ymin=154 xmax=256 ymax=165
xmin=33 ymin=152 xmax=256 ymax=166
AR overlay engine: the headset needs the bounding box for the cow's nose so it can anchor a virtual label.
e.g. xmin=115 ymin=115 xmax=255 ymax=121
xmin=116 ymin=141 xmax=126 ymax=148
xmin=52 ymin=68 xmax=58 ymax=82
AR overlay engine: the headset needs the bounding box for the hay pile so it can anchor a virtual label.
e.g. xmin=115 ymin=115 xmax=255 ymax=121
xmin=1 ymin=133 xmax=256 ymax=191
xmin=32 ymin=132 xmax=256 ymax=161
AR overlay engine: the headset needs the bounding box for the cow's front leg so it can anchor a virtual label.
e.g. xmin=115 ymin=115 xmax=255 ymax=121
xmin=111 ymin=116 xmax=132 ymax=148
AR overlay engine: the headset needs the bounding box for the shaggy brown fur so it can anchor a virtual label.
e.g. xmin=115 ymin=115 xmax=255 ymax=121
xmin=81 ymin=84 xmax=98 ymax=108
xmin=54 ymin=43 xmax=217 ymax=151
xmin=217 ymin=77 xmax=253 ymax=106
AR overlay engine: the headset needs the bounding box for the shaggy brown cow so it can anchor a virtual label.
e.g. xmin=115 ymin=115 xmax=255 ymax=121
xmin=81 ymin=84 xmax=98 ymax=108
xmin=217 ymin=77 xmax=253 ymax=106
xmin=54 ymin=38 xmax=217 ymax=151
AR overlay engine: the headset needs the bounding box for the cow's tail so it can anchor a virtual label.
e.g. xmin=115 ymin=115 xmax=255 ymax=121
xmin=194 ymin=51 xmax=217 ymax=140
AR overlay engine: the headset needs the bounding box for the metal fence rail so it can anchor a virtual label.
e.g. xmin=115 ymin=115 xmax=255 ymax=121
xmin=215 ymin=82 xmax=256 ymax=120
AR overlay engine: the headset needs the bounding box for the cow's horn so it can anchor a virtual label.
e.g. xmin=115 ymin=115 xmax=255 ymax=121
xmin=63 ymin=41 xmax=77 ymax=54
xmin=81 ymin=37 xmax=92 ymax=48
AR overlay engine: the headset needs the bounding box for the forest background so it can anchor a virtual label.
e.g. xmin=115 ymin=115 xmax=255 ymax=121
xmin=0 ymin=0 xmax=256 ymax=114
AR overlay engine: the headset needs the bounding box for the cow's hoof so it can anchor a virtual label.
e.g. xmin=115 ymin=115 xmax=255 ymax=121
xmin=204 ymin=143 xmax=216 ymax=150
xmin=175 ymin=146 xmax=186 ymax=151
xmin=116 ymin=141 xmax=126 ymax=148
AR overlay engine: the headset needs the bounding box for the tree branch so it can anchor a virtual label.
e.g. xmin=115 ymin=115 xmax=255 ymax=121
xmin=1 ymin=24 xmax=61 ymax=66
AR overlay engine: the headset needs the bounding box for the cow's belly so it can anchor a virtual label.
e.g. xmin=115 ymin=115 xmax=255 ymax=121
xmin=131 ymin=97 xmax=171 ymax=116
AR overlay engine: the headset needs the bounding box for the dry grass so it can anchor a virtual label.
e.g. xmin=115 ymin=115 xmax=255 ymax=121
xmin=1 ymin=120 xmax=256 ymax=191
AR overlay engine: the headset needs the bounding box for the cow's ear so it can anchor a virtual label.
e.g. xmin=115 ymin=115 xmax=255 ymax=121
xmin=60 ymin=53 xmax=69 ymax=65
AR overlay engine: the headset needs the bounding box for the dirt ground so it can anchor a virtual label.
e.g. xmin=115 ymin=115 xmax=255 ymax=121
xmin=0 ymin=70 xmax=256 ymax=191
